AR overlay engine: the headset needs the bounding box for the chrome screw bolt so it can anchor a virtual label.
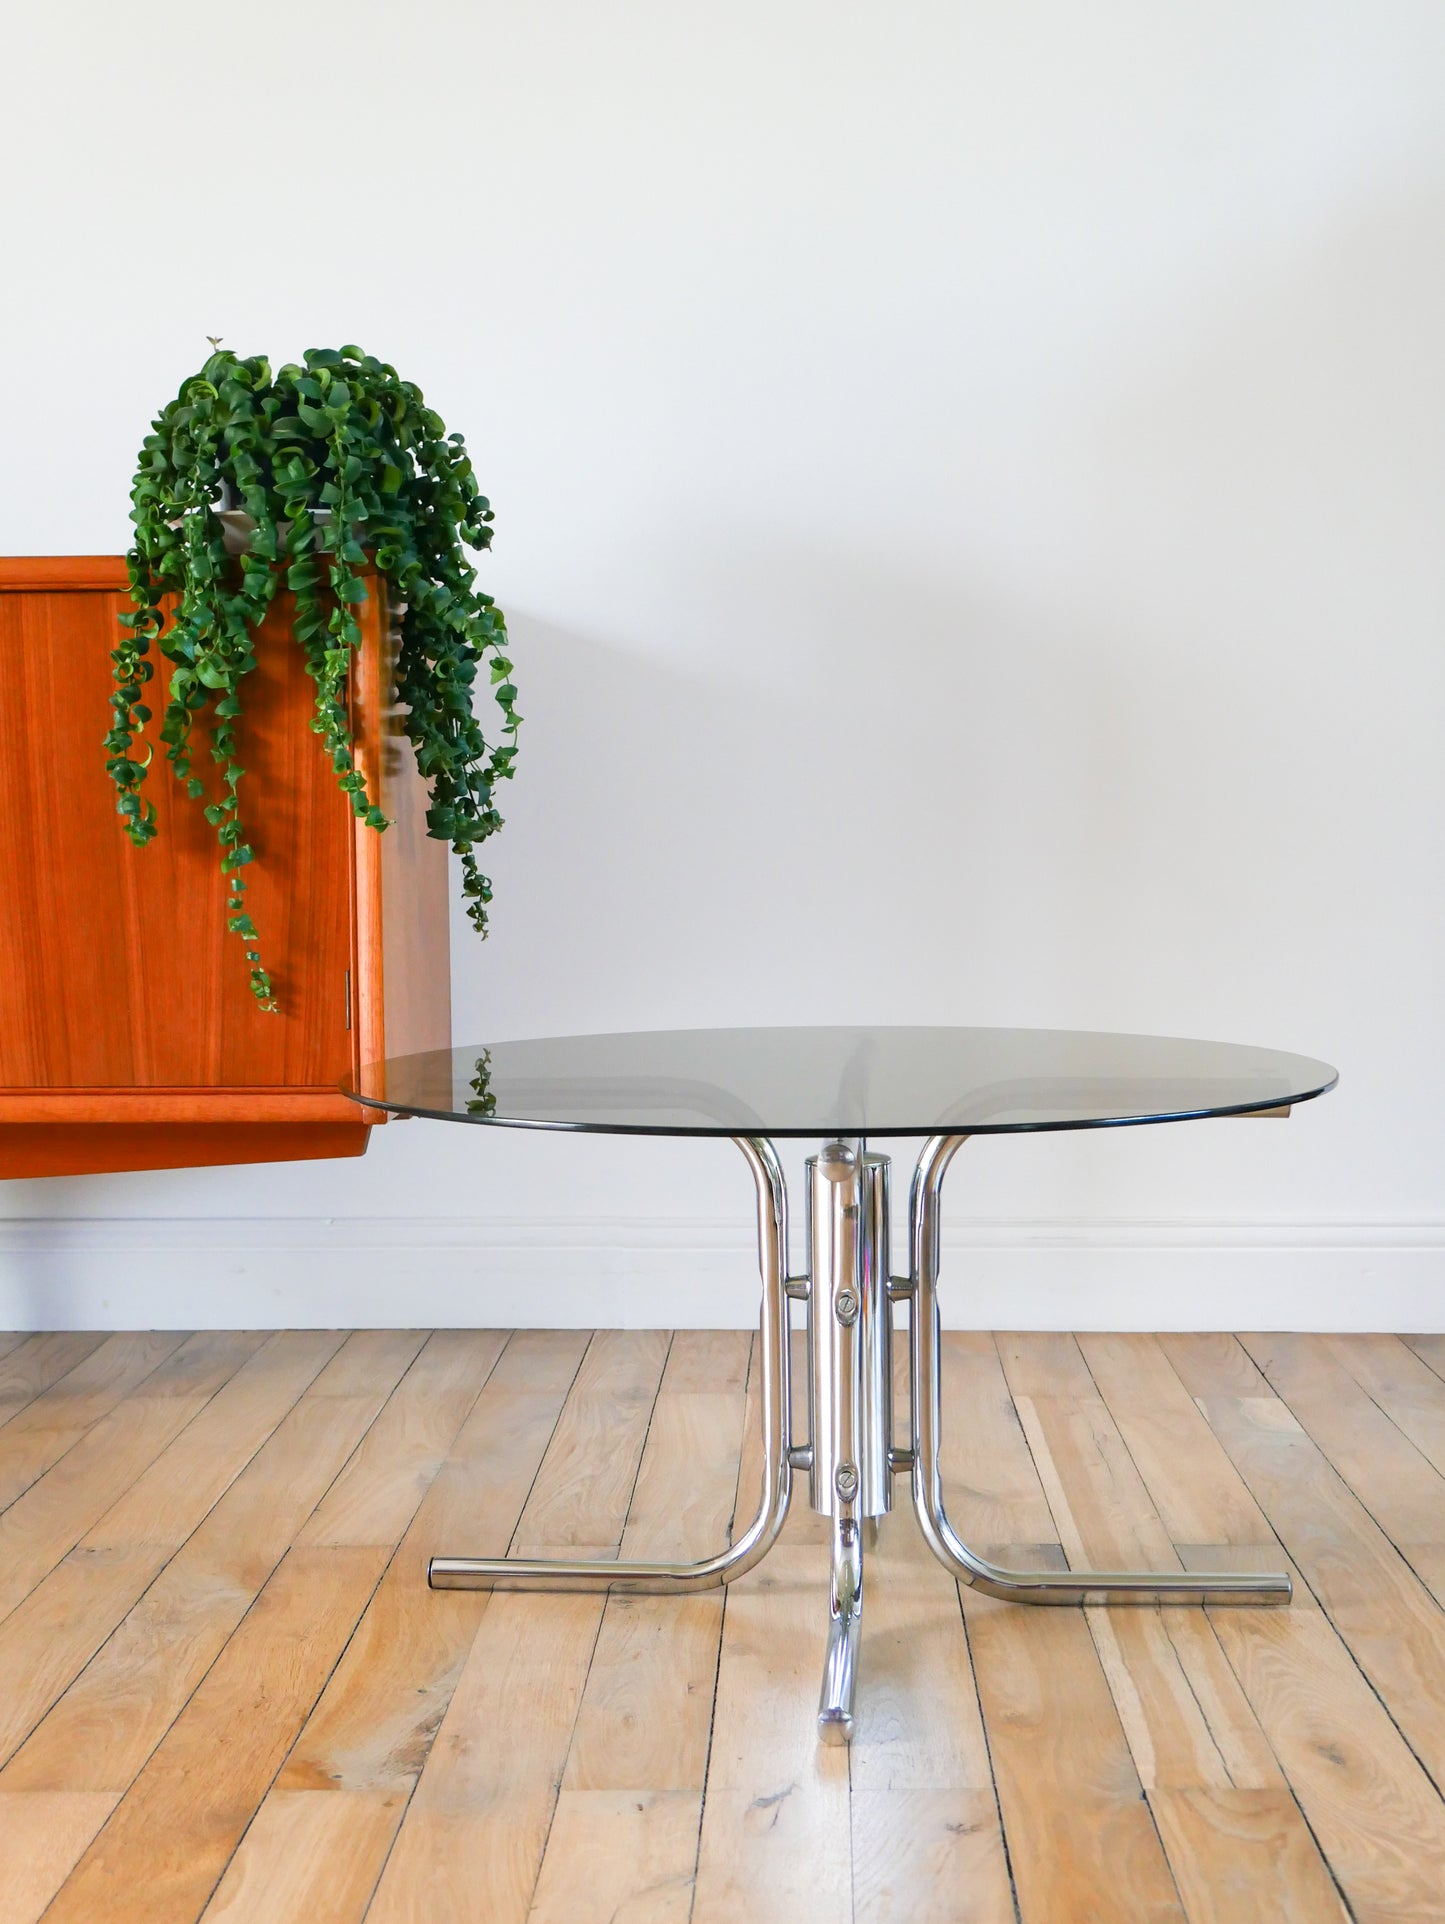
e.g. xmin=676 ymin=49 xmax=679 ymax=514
xmin=835 ymin=1462 xmax=859 ymax=1501
xmin=835 ymin=1288 xmax=859 ymax=1326
xmin=819 ymin=1141 xmax=858 ymax=1183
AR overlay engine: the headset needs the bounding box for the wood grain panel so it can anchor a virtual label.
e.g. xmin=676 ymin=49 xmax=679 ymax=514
xmin=0 ymin=556 xmax=452 ymax=1175
xmin=351 ymin=583 xmax=452 ymax=1069
xmin=0 ymin=585 xmax=353 ymax=1091
xmin=0 ymin=558 xmax=129 ymax=592
xmin=0 ymin=1121 xmax=367 ymax=1174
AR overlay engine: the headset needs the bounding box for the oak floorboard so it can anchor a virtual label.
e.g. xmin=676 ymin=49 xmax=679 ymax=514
xmin=0 ymin=1332 xmax=109 ymax=1423
xmin=1 ymin=1332 xmax=425 ymax=1791
xmin=363 ymin=1593 xmax=604 ymax=1924
xmin=1395 ymin=1541 xmax=1445 ymax=1604
xmin=527 ymin=1788 xmax=700 ymax=1924
xmin=657 ymin=1327 xmax=751 ymax=1396
xmin=563 ymin=1366 xmax=748 ymax=1794
xmin=198 ymin=1789 xmax=400 ymax=1923
xmin=1147 ymin=1788 xmax=1349 ymax=1924
xmin=0 ymin=1330 xmax=265 ymax=1623
xmin=279 ymin=1335 xmax=588 ymax=1803
xmin=0 ymin=1789 xmax=120 ymax=1924
xmin=0 ymin=1331 xmax=351 ymax=1772
xmin=1158 ymin=1334 xmax=1270 ymax=1401
xmin=529 ymin=1335 xmax=757 ymax=1920
xmin=0 ymin=1325 xmax=1443 ymax=1920
xmin=43 ymin=1545 xmax=389 ymax=1924
xmin=693 ymin=1785 xmax=853 ymax=1924
xmin=1402 ymin=1333 xmax=1445 ymax=1382
xmin=851 ymin=1789 xmax=1015 ymax=1924
xmin=1077 ymin=1333 xmax=1276 ymax=1547
xmin=1190 ymin=1381 xmax=1445 ymax=1791
xmin=1242 ymin=1331 xmax=1445 ymax=1560
xmin=299 ymin=1329 xmax=508 ymax=1548
xmin=86 ymin=1328 xmax=346 ymax=1548
xmin=1004 ymin=1339 xmax=1282 ymax=1798
xmin=512 ymin=1328 xmax=673 ymax=1557
xmin=963 ymin=1573 xmax=1186 ymax=1924
xmin=694 ymin=1329 xmax=851 ymax=1917
xmin=935 ymin=1331 xmax=1060 ymax=1546
xmin=998 ymin=1336 xmax=1329 ymax=1920
xmin=209 ymin=1333 xmax=588 ymax=1924
xmin=0 ymin=1331 xmax=186 ymax=1511
xmin=692 ymin=1546 xmax=852 ymax=1923
xmin=995 ymin=1328 xmax=1097 ymax=1399
xmin=1199 ymin=1608 xmax=1445 ymax=1921
xmin=847 ymin=1533 xmax=995 ymax=1793
xmin=1329 ymin=1334 xmax=1445 ymax=1479
xmin=365 ymin=1328 xmax=670 ymax=1924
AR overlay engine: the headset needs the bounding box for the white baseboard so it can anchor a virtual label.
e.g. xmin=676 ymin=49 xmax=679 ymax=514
xmin=0 ymin=1215 xmax=1442 ymax=1331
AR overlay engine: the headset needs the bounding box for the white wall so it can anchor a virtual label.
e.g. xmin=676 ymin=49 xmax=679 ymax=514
xmin=3 ymin=1 xmax=1443 ymax=1330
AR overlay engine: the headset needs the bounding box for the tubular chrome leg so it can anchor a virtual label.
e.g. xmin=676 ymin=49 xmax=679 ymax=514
xmin=429 ymin=1133 xmax=793 ymax=1594
xmin=818 ymin=1514 xmax=863 ymax=1744
xmin=809 ymin=1139 xmax=891 ymax=1743
xmin=906 ymin=1134 xmax=1292 ymax=1608
xmin=805 ymin=1143 xmax=892 ymax=1520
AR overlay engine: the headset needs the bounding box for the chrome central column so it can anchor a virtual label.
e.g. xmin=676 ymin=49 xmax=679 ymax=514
xmin=806 ymin=1139 xmax=892 ymax=1742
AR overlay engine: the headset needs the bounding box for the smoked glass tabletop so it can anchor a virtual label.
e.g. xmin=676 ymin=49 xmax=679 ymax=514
xmin=345 ymin=1027 xmax=1337 ymax=1138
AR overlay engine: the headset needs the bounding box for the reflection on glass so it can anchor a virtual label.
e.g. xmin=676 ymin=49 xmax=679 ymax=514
xmin=466 ymin=1049 xmax=496 ymax=1117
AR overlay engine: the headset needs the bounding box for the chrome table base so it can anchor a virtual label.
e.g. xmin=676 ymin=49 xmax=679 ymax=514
xmin=429 ymin=1133 xmax=1291 ymax=1744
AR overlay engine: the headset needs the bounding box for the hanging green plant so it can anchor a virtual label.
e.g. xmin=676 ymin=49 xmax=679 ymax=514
xmin=105 ymin=343 xmax=518 ymax=1010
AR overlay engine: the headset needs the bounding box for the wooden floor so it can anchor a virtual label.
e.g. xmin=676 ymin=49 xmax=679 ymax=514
xmin=1 ymin=1330 xmax=1444 ymax=1921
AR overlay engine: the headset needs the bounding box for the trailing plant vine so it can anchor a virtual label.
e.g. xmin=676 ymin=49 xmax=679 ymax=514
xmin=106 ymin=345 xmax=518 ymax=1008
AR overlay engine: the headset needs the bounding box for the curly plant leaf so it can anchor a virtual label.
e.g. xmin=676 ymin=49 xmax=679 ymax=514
xmin=109 ymin=346 xmax=517 ymax=1008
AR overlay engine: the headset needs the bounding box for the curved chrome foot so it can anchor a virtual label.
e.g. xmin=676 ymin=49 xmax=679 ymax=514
xmin=429 ymin=1135 xmax=793 ymax=1596
xmin=905 ymin=1522 xmax=1292 ymax=1607
xmin=818 ymin=1516 xmax=863 ymax=1745
xmin=906 ymin=1134 xmax=1293 ymax=1610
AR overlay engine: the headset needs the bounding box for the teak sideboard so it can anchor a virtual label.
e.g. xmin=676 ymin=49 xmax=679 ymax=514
xmin=0 ymin=556 xmax=451 ymax=1177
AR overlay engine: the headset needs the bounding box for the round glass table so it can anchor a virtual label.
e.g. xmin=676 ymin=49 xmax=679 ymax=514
xmin=347 ymin=1025 xmax=1337 ymax=1744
